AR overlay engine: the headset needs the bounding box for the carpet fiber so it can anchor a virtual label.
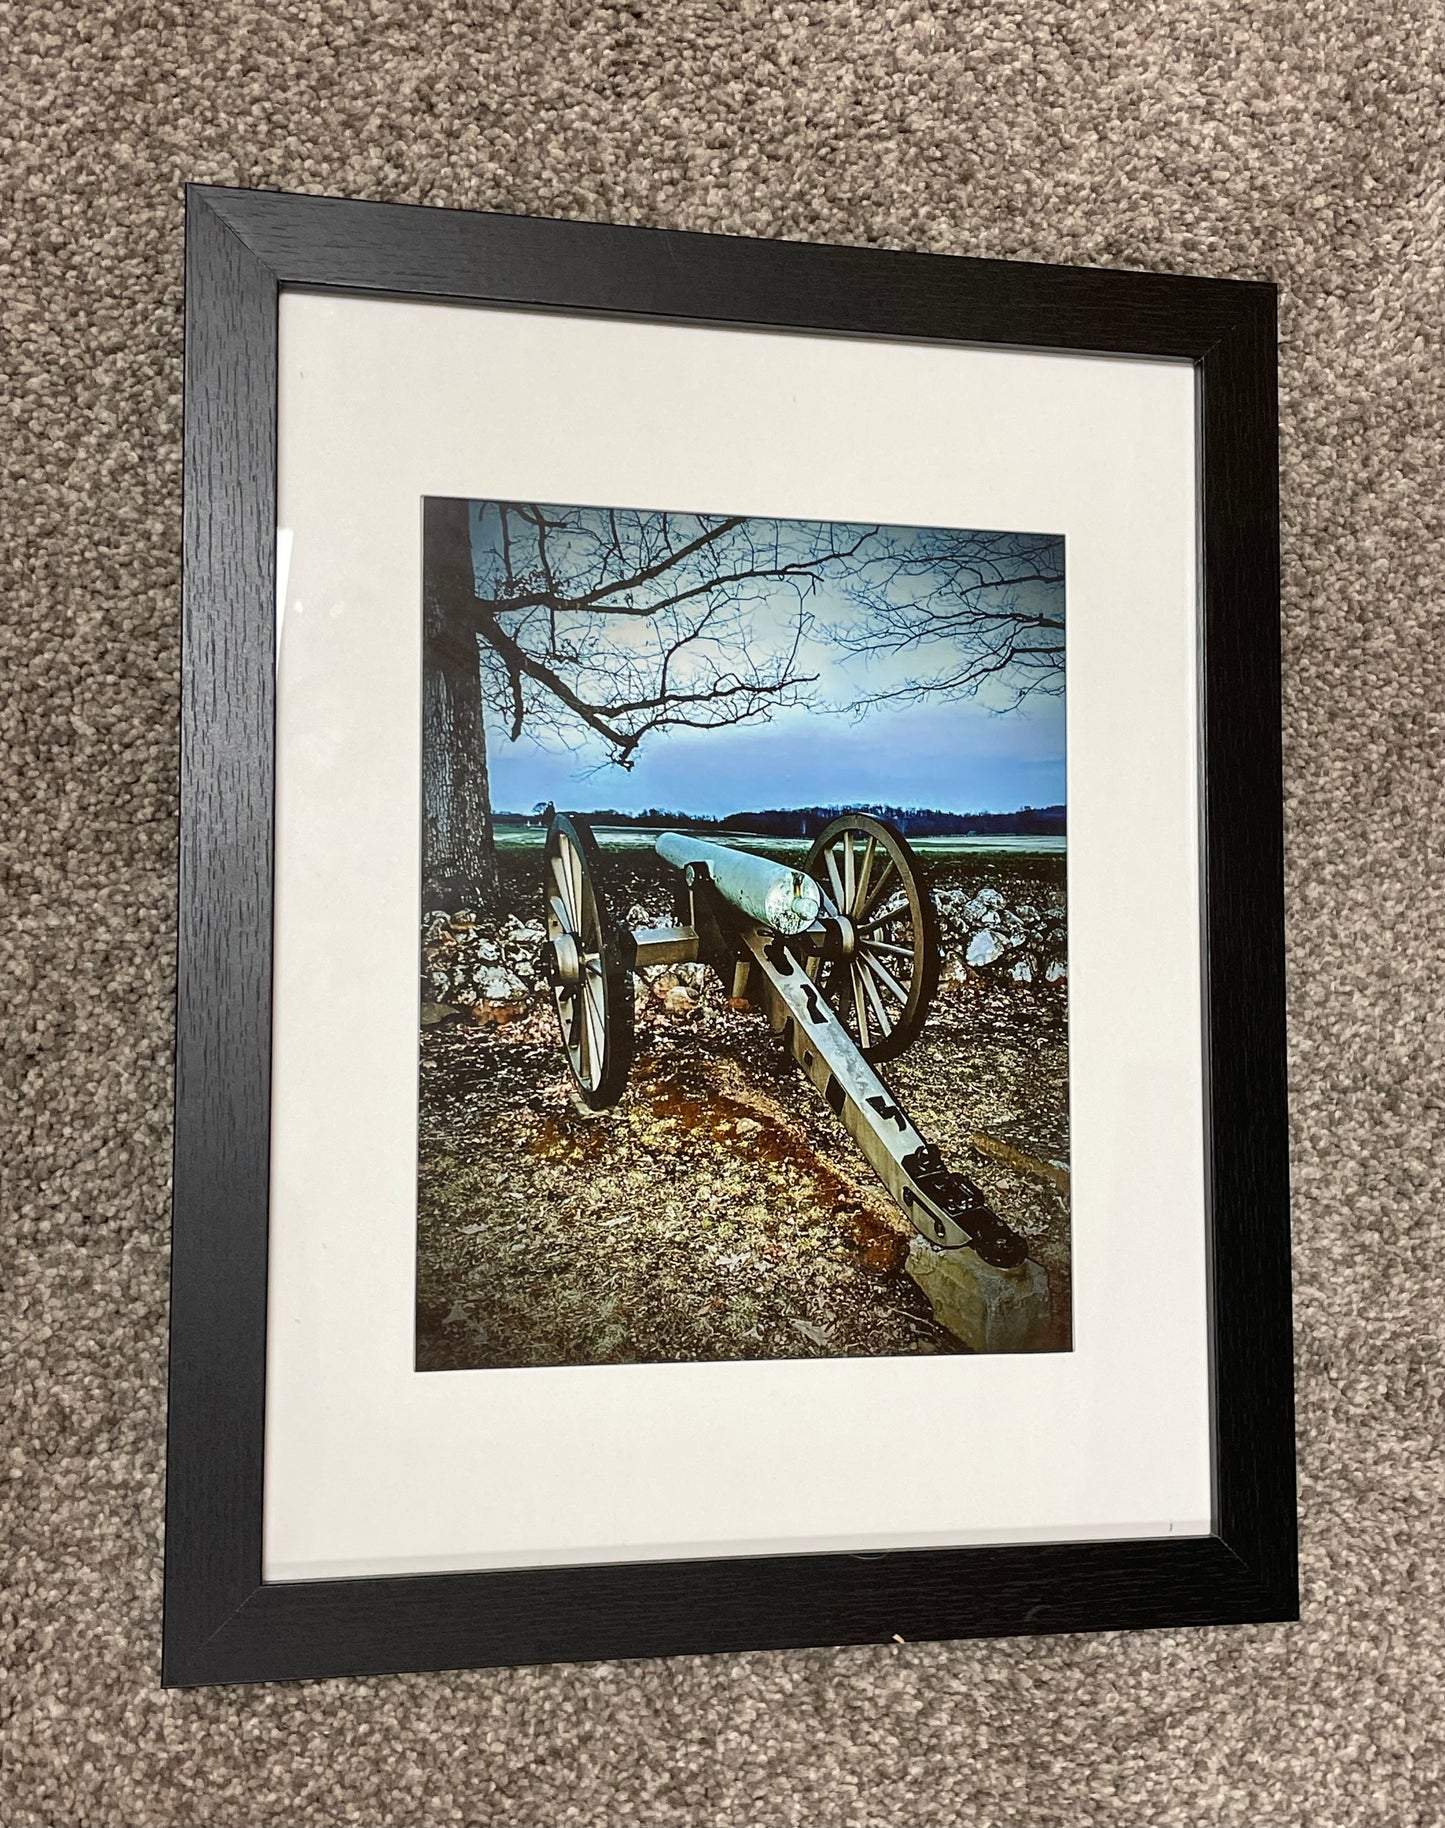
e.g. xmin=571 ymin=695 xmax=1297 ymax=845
xmin=4 ymin=2 xmax=1443 ymax=1822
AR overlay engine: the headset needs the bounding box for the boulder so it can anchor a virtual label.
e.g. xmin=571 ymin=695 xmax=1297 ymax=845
xmin=478 ymin=966 xmax=528 ymax=1004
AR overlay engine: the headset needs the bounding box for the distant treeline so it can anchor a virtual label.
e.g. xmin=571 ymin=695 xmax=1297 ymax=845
xmin=496 ymin=803 xmax=1066 ymax=838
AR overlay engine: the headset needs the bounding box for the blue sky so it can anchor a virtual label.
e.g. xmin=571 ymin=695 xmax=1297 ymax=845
xmin=469 ymin=504 xmax=1065 ymax=818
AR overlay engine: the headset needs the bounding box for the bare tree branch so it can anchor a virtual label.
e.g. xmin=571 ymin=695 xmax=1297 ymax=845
xmin=828 ymin=530 xmax=1066 ymax=709
xmin=453 ymin=503 xmax=874 ymax=767
xmin=434 ymin=502 xmax=1065 ymax=783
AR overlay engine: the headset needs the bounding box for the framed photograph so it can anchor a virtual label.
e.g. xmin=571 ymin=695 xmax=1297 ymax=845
xmin=165 ymin=184 xmax=1296 ymax=1686
xmin=415 ymin=496 xmax=1069 ymax=1370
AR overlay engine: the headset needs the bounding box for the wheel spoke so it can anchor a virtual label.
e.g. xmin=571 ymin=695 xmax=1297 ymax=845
xmin=582 ymin=971 xmax=606 ymax=1087
xmin=859 ymin=856 xmax=898 ymax=920
xmin=852 ymin=966 xmax=872 ymax=1051
xmin=861 ymin=949 xmax=911 ymax=1005
xmin=563 ymin=985 xmax=581 ymax=1050
xmin=852 ymin=834 xmax=876 ymax=919
xmin=568 ymin=841 xmax=586 ymax=938
xmin=842 ymin=832 xmax=856 ymax=912
xmin=858 ymin=959 xmax=895 ymax=1037
xmin=551 ymin=851 xmax=578 ymax=930
xmin=859 ymin=898 xmax=908 ymax=933
xmin=824 ymin=845 xmax=846 ymax=910
xmin=575 ymin=976 xmax=592 ymax=1080
xmin=864 ymin=937 xmax=915 ymax=960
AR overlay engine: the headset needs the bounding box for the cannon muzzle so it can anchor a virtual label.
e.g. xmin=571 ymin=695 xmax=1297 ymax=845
xmin=654 ymin=831 xmax=822 ymax=936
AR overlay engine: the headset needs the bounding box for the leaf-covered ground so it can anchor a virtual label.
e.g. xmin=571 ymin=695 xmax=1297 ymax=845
xmin=416 ymin=843 xmax=1070 ymax=1369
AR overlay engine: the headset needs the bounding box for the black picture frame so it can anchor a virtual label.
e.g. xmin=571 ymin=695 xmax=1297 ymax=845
xmin=165 ymin=183 xmax=1295 ymax=1687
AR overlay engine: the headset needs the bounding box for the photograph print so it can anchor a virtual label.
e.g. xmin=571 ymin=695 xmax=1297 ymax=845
xmin=417 ymin=497 xmax=1069 ymax=1369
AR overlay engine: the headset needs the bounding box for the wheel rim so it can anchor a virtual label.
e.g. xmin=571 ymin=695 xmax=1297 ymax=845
xmin=803 ymin=814 xmax=939 ymax=1062
xmin=543 ymin=813 xmax=632 ymax=1107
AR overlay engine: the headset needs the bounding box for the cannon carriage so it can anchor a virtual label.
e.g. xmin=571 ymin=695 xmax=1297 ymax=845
xmin=540 ymin=809 xmax=1033 ymax=1273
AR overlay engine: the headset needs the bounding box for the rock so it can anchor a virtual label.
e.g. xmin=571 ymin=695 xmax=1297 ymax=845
xmin=966 ymin=930 xmax=1005 ymax=968
xmin=479 ymin=967 xmax=527 ymax=1002
xmin=420 ymin=1002 xmax=460 ymax=1026
xmin=663 ymin=986 xmax=697 ymax=1015
xmin=905 ymin=1238 xmax=1051 ymax=1354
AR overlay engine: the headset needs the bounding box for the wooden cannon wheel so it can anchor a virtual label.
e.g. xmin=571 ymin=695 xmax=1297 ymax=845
xmin=803 ymin=813 xmax=940 ymax=1062
xmin=542 ymin=812 xmax=634 ymax=1109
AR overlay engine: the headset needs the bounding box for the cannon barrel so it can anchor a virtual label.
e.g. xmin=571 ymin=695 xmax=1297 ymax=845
xmin=655 ymin=832 xmax=822 ymax=936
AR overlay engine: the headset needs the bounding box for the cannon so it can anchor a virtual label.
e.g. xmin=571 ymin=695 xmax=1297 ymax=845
xmin=540 ymin=809 xmax=1031 ymax=1271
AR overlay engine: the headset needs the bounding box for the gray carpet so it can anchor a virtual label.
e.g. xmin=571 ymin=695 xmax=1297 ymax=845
xmin=4 ymin=0 xmax=1443 ymax=1821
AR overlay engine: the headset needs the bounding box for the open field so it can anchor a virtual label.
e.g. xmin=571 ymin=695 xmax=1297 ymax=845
xmin=491 ymin=821 xmax=1066 ymax=857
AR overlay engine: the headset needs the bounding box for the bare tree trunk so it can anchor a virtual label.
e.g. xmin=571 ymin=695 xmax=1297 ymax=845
xmin=422 ymin=497 xmax=499 ymax=909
